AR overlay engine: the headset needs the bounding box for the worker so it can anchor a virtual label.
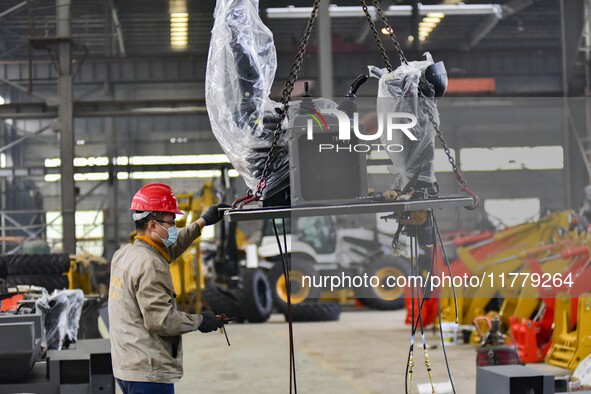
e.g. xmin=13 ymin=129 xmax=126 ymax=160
xmin=109 ymin=183 xmax=229 ymax=394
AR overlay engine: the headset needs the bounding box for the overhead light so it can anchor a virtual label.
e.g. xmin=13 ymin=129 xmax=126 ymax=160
xmin=417 ymin=11 xmax=444 ymax=41
xmin=0 ymin=96 xmax=4 ymax=105
xmin=407 ymin=35 xmax=414 ymax=42
xmin=76 ymin=139 xmax=85 ymax=145
xmin=169 ymin=1 xmax=188 ymax=50
xmin=266 ymin=4 xmax=501 ymax=18
xmin=380 ymin=26 xmax=393 ymax=35
xmin=45 ymin=154 xmax=231 ymax=168
xmin=170 ymin=13 xmax=188 ymax=21
xmin=419 ymin=21 xmax=437 ymax=28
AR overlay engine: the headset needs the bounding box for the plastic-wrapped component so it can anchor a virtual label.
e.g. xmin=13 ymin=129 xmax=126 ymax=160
xmin=35 ymin=289 xmax=84 ymax=351
xmin=206 ymin=0 xmax=287 ymax=199
xmin=369 ymin=53 xmax=439 ymax=193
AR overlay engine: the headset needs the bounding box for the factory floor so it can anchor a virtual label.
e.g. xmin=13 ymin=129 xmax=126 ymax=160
xmin=127 ymin=309 xmax=570 ymax=393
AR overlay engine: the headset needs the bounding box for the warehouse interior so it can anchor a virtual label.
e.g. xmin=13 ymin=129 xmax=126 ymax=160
xmin=1 ymin=0 xmax=591 ymax=393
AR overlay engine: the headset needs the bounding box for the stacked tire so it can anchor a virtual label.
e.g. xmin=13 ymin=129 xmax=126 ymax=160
xmin=1 ymin=254 xmax=70 ymax=292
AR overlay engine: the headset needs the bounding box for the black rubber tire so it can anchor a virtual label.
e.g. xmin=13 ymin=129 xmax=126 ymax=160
xmin=6 ymin=274 xmax=69 ymax=292
xmin=357 ymin=256 xmax=411 ymax=311
xmin=4 ymin=254 xmax=71 ymax=275
xmin=285 ymin=302 xmax=341 ymax=322
xmin=267 ymin=256 xmax=321 ymax=314
xmin=239 ymin=268 xmax=272 ymax=323
xmin=201 ymin=283 xmax=244 ymax=322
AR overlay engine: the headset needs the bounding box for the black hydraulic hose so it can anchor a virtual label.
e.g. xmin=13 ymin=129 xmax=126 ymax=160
xmin=283 ymin=219 xmax=298 ymax=392
xmin=405 ymin=234 xmax=416 ymax=394
xmin=433 ymin=216 xmax=458 ymax=323
xmin=433 ymin=217 xmax=457 ymax=394
xmin=272 ymin=220 xmax=297 ymax=394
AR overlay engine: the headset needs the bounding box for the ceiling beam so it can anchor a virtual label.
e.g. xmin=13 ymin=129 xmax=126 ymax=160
xmin=0 ymin=98 xmax=207 ymax=119
xmin=0 ymin=1 xmax=28 ymax=23
xmin=466 ymin=0 xmax=536 ymax=49
xmin=266 ymin=4 xmax=502 ymax=19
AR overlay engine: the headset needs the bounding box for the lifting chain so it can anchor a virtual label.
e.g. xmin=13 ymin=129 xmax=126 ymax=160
xmin=235 ymin=0 xmax=478 ymax=209
xmin=233 ymin=0 xmax=322 ymax=208
xmin=360 ymin=0 xmax=479 ymax=209
xmin=360 ymin=0 xmax=394 ymax=72
xmin=428 ymin=110 xmax=480 ymax=209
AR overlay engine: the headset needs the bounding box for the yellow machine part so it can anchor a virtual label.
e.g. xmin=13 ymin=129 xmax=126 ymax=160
xmin=440 ymin=211 xmax=577 ymax=327
xmin=67 ymin=257 xmax=91 ymax=294
xmin=68 ymin=253 xmax=109 ymax=295
xmin=546 ymin=293 xmax=591 ymax=370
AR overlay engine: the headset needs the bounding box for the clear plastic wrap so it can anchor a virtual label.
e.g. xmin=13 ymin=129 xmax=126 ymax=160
xmin=35 ymin=289 xmax=84 ymax=351
xmin=368 ymin=53 xmax=439 ymax=192
xmin=206 ymin=0 xmax=286 ymax=198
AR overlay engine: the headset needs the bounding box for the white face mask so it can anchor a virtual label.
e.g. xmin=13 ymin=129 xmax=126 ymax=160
xmin=155 ymin=221 xmax=178 ymax=247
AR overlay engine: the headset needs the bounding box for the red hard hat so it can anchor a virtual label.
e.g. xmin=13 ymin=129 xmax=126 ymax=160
xmin=130 ymin=183 xmax=183 ymax=214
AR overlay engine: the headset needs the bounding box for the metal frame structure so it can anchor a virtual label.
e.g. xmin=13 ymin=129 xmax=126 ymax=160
xmin=225 ymin=196 xmax=475 ymax=222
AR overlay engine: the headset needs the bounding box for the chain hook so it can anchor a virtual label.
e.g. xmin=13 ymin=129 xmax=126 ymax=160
xmin=461 ymin=186 xmax=480 ymax=210
xmin=231 ymin=189 xmax=254 ymax=209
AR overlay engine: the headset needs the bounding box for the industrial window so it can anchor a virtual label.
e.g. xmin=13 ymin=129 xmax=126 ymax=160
xmin=367 ymin=148 xmax=455 ymax=174
xmin=46 ymin=210 xmax=104 ymax=255
xmin=460 ymin=146 xmax=564 ymax=171
xmin=44 ymin=154 xmax=239 ymax=182
xmin=483 ymin=198 xmax=541 ymax=228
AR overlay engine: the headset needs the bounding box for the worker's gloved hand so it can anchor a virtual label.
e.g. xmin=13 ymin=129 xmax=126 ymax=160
xmin=200 ymin=203 xmax=231 ymax=226
xmin=198 ymin=311 xmax=223 ymax=333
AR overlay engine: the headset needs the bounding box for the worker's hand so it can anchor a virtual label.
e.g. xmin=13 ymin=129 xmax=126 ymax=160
xmin=198 ymin=311 xmax=224 ymax=333
xmin=200 ymin=203 xmax=230 ymax=226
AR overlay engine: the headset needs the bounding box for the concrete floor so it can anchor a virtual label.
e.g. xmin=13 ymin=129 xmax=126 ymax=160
xmin=166 ymin=309 xmax=569 ymax=394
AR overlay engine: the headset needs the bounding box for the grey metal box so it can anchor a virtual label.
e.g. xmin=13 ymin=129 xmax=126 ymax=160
xmin=288 ymin=116 xmax=368 ymax=206
xmin=0 ymin=321 xmax=41 ymax=381
xmin=0 ymin=312 xmax=43 ymax=341
xmin=476 ymin=365 xmax=554 ymax=394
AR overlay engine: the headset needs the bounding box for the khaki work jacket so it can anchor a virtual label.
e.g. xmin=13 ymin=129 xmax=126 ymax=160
xmin=109 ymin=221 xmax=202 ymax=383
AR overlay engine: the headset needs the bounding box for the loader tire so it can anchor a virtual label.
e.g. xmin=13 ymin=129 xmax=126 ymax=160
xmin=4 ymin=254 xmax=71 ymax=275
xmin=201 ymin=283 xmax=244 ymax=323
xmin=268 ymin=256 xmax=320 ymax=314
xmin=6 ymin=274 xmax=69 ymax=292
xmin=239 ymin=268 xmax=272 ymax=323
xmin=357 ymin=256 xmax=410 ymax=311
xmin=285 ymin=302 xmax=341 ymax=322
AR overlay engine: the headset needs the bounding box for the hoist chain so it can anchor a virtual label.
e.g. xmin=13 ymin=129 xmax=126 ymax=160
xmin=371 ymin=0 xmax=408 ymax=66
xmin=253 ymin=0 xmax=322 ymax=200
xmin=360 ymin=0 xmax=478 ymax=208
xmin=428 ymin=109 xmax=480 ymax=209
xmin=360 ymin=0 xmax=394 ymax=72
xmin=236 ymin=0 xmax=477 ymax=209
